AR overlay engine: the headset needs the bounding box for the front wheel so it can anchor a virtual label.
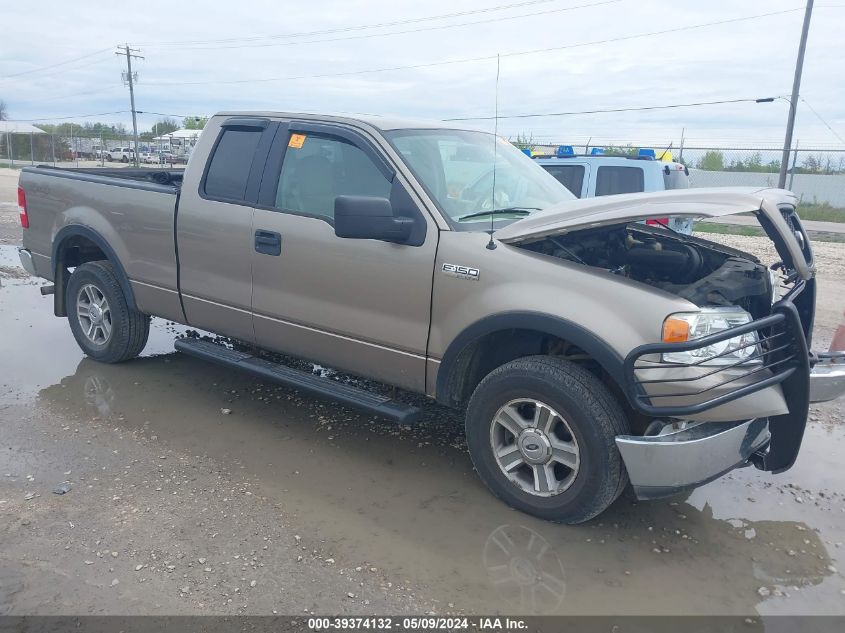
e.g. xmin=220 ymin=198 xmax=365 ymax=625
xmin=465 ymin=356 xmax=630 ymax=524
xmin=66 ymin=261 xmax=150 ymax=363
xmin=121 ymin=156 xmax=129 ymax=163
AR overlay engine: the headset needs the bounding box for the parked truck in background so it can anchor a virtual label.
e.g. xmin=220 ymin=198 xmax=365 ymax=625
xmin=16 ymin=111 xmax=845 ymax=523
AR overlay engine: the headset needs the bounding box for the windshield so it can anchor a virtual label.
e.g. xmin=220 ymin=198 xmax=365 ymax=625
xmin=386 ymin=129 xmax=575 ymax=229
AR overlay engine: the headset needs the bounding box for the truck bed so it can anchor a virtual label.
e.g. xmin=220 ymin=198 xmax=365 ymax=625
xmin=19 ymin=164 xmax=184 ymax=321
xmin=30 ymin=164 xmax=185 ymax=188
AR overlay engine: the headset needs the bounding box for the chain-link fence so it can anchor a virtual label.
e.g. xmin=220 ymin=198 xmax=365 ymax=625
xmin=535 ymin=142 xmax=845 ymax=209
xmin=679 ymin=146 xmax=845 ymax=208
xmin=4 ymin=130 xmax=844 ymax=208
xmin=0 ymin=130 xmax=193 ymax=168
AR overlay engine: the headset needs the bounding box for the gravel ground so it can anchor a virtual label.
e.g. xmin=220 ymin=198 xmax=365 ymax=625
xmin=694 ymin=231 xmax=845 ymax=278
xmin=1 ymin=401 xmax=437 ymax=615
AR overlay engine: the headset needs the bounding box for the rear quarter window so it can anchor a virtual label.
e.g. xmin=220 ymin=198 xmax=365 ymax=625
xmin=595 ymin=166 xmax=644 ymax=196
xmin=203 ymin=128 xmax=263 ymax=202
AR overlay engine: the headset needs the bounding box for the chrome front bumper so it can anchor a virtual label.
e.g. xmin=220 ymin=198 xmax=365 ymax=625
xmin=615 ymin=418 xmax=771 ymax=500
xmin=810 ymin=352 xmax=845 ymax=403
xmin=18 ymin=248 xmax=37 ymax=276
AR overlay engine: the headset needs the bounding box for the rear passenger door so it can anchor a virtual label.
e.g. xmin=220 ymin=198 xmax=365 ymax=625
xmin=176 ymin=117 xmax=277 ymax=342
xmin=249 ymin=121 xmax=438 ymax=392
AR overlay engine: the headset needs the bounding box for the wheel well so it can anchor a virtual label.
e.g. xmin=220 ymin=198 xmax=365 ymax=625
xmin=52 ymin=229 xmax=139 ymax=317
xmin=439 ymin=328 xmax=621 ymax=408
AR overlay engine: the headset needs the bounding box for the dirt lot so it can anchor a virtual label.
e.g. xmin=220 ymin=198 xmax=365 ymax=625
xmin=1 ymin=191 xmax=844 ymax=616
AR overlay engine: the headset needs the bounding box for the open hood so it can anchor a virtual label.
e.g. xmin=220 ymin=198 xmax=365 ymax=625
xmin=495 ymin=187 xmax=812 ymax=280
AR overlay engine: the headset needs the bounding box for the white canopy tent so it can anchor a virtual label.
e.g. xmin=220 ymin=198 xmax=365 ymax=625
xmin=0 ymin=121 xmax=46 ymax=134
xmin=152 ymin=128 xmax=203 ymax=143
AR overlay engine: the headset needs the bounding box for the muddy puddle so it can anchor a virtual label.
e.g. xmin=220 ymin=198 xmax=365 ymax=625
xmin=1 ymin=245 xmax=844 ymax=615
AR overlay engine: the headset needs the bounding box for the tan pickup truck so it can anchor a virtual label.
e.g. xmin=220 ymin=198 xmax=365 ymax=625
xmin=16 ymin=111 xmax=845 ymax=523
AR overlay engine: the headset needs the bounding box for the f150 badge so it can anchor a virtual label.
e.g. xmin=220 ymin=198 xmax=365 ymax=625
xmin=442 ymin=263 xmax=480 ymax=281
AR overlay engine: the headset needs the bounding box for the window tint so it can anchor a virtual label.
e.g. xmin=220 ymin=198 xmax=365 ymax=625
xmin=542 ymin=164 xmax=586 ymax=198
xmin=595 ymin=166 xmax=644 ymax=196
xmin=275 ymin=133 xmax=391 ymax=219
xmin=203 ymin=129 xmax=263 ymax=201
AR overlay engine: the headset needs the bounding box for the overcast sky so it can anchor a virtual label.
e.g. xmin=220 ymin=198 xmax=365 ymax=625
xmin=2 ymin=0 xmax=843 ymax=148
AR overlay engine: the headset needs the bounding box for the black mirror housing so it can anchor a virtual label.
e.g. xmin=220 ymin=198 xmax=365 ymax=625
xmin=334 ymin=195 xmax=414 ymax=243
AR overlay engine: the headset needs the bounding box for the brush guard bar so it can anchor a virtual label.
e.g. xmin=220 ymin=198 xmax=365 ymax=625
xmin=624 ymin=284 xmax=812 ymax=474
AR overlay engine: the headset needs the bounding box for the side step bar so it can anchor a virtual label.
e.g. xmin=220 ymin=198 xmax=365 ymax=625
xmin=174 ymin=338 xmax=422 ymax=424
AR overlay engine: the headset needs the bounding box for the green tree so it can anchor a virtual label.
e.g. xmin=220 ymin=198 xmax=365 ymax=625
xmin=151 ymin=117 xmax=179 ymax=136
xmin=510 ymin=132 xmax=536 ymax=152
xmin=183 ymin=116 xmax=208 ymax=130
xmin=698 ymin=150 xmax=725 ymax=171
xmin=603 ymin=144 xmax=639 ymax=158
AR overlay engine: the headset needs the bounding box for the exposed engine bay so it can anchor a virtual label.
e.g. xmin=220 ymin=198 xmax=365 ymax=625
xmin=522 ymin=223 xmax=774 ymax=318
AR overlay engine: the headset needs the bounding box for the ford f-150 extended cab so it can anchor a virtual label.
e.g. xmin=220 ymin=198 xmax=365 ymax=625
xmin=16 ymin=112 xmax=845 ymax=523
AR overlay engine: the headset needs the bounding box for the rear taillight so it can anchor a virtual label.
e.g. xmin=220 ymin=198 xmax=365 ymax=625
xmin=18 ymin=186 xmax=29 ymax=229
xmin=646 ymin=217 xmax=669 ymax=226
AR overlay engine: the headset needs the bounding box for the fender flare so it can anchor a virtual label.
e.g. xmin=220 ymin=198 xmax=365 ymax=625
xmin=52 ymin=224 xmax=138 ymax=315
xmin=435 ymin=312 xmax=626 ymax=406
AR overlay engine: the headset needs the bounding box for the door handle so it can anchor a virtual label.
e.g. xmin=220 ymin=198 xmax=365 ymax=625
xmin=255 ymin=230 xmax=282 ymax=256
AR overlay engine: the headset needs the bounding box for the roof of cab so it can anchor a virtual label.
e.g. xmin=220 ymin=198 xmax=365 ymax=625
xmin=214 ymin=110 xmax=484 ymax=133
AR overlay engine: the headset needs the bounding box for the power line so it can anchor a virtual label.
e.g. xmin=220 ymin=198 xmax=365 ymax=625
xmin=143 ymin=7 xmax=806 ymax=88
xmin=0 ymin=48 xmax=112 ymax=80
xmin=137 ymin=0 xmax=567 ymax=47
xmin=799 ymin=96 xmax=845 ymax=144
xmin=145 ymin=0 xmax=621 ymax=51
xmin=7 ymin=111 xmax=130 ymax=122
xmin=444 ymin=97 xmax=768 ymax=121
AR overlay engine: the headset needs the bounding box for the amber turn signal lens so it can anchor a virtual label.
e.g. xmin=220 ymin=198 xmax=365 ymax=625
xmin=662 ymin=317 xmax=690 ymax=343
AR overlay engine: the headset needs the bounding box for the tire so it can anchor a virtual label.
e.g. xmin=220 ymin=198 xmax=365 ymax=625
xmin=65 ymin=261 xmax=150 ymax=363
xmin=121 ymin=156 xmax=129 ymax=163
xmin=465 ymin=356 xmax=630 ymax=524
xmin=105 ymin=154 xmax=112 ymax=162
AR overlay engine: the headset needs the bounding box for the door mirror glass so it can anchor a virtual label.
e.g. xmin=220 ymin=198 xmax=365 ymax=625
xmin=334 ymin=196 xmax=414 ymax=243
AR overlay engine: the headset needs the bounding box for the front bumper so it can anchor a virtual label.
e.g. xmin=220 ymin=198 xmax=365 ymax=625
xmin=616 ymin=418 xmax=771 ymax=500
xmin=810 ymin=352 xmax=845 ymax=403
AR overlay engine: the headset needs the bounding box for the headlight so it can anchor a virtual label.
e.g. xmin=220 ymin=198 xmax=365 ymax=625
xmin=661 ymin=307 xmax=761 ymax=366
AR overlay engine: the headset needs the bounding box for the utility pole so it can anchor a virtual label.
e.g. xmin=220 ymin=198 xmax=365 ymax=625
xmin=779 ymin=0 xmax=813 ymax=189
xmin=116 ymin=44 xmax=143 ymax=167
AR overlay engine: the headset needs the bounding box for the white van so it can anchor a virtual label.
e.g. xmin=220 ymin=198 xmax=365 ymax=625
xmin=534 ymin=151 xmax=693 ymax=233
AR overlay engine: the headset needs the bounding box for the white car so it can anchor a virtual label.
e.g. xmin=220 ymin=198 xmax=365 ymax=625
xmin=105 ymin=147 xmax=136 ymax=163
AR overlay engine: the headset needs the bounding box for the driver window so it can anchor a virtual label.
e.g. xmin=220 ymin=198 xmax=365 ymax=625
xmin=275 ymin=133 xmax=391 ymax=219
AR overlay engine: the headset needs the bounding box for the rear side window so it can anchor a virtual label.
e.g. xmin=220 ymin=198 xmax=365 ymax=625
xmin=274 ymin=133 xmax=391 ymax=220
xmin=542 ymin=164 xmax=585 ymax=198
xmin=203 ymin=129 xmax=263 ymax=201
xmin=595 ymin=166 xmax=644 ymax=196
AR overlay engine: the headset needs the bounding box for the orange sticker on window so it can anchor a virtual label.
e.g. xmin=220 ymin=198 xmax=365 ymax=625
xmin=288 ymin=133 xmax=306 ymax=149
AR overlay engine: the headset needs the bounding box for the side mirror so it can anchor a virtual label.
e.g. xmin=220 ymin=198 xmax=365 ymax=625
xmin=334 ymin=195 xmax=414 ymax=244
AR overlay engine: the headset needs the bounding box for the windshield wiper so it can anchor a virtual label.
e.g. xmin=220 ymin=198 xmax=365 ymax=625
xmin=457 ymin=207 xmax=540 ymax=222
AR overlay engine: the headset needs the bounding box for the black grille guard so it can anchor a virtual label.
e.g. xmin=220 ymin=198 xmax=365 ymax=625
xmin=624 ymin=281 xmax=812 ymax=472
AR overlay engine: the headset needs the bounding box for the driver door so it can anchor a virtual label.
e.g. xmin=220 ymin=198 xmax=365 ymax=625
xmin=250 ymin=121 xmax=438 ymax=392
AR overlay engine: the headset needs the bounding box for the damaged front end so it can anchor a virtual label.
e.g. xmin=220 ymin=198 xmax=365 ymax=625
xmin=497 ymin=187 xmax=843 ymax=499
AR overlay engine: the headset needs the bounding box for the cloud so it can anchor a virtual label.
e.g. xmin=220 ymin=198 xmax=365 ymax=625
xmin=1 ymin=0 xmax=842 ymax=146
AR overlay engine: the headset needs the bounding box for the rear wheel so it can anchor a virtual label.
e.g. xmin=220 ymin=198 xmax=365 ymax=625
xmin=121 ymin=155 xmax=129 ymax=163
xmin=465 ymin=356 xmax=630 ymax=524
xmin=66 ymin=261 xmax=150 ymax=363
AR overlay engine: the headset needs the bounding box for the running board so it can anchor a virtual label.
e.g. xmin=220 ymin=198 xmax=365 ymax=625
xmin=174 ymin=338 xmax=422 ymax=424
